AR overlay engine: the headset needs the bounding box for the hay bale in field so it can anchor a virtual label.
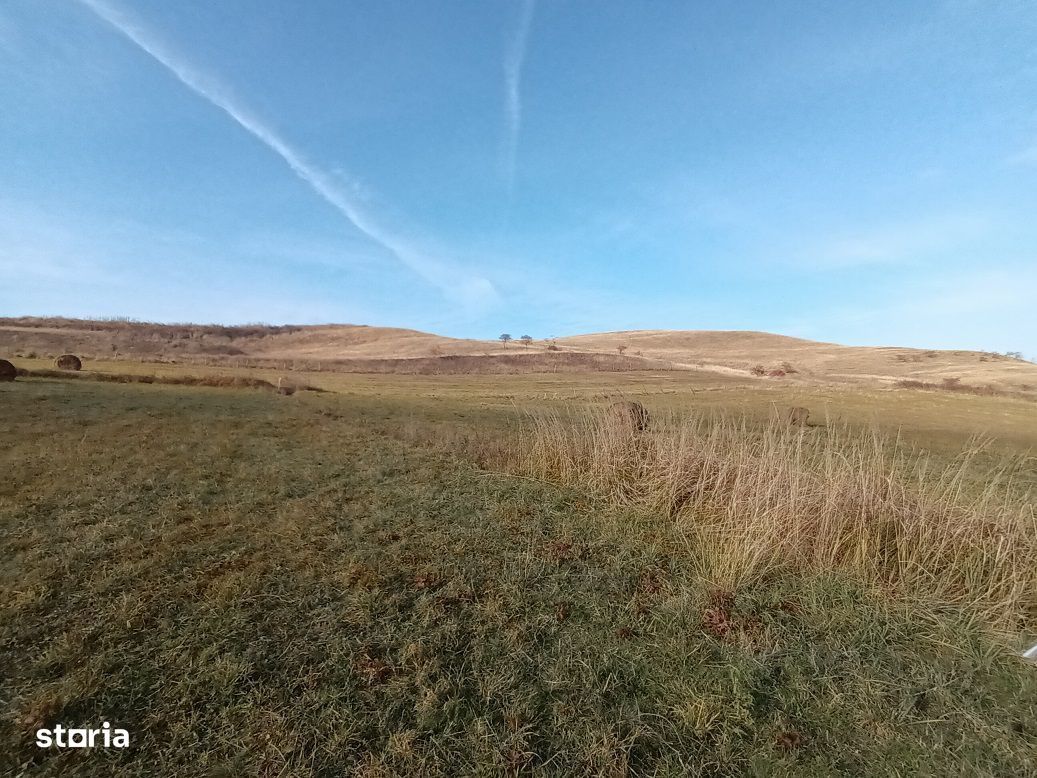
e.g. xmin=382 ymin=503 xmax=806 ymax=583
xmin=785 ymin=406 xmax=810 ymax=426
xmin=608 ymin=400 xmax=650 ymax=432
xmin=55 ymin=354 xmax=82 ymax=371
xmin=0 ymin=359 xmax=16 ymax=382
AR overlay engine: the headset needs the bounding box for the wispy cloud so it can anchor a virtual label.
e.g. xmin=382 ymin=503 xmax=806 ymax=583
xmin=807 ymin=211 xmax=992 ymax=268
xmin=75 ymin=0 xmax=497 ymax=307
xmin=502 ymin=0 xmax=535 ymax=194
xmin=0 ymin=198 xmax=408 ymax=326
xmin=1008 ymin=142 xmax=1037 ymax=166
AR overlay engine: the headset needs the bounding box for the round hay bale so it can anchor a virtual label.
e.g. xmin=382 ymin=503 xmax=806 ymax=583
xmin=55 ymin=354 xmax=82 ymax=371
xmin=786 ymin=406 xmax=810 ymax=426
xmin=0 ymin=359 xmax=16 ymax=382
xmin=608 ymin=400 xmax=650 ymax=432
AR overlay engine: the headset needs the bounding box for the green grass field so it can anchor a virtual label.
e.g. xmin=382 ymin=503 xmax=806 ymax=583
xmin=2 ymin=373 xmax=1035 ymax=775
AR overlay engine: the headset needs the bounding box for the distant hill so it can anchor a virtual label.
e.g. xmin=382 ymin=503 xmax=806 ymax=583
xmin=2 ymin=317 xmax=1035 ymax=388
xmin=553 ymin=329 xmax=1037 ymax=388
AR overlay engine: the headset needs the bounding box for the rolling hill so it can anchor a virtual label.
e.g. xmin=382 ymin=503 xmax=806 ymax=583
xmin=2 ymin=317 xmax=1035 ymax=389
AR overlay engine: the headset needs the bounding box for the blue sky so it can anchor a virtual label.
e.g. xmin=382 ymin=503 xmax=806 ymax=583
xmin=1 ymin=0 xmax=1035 ymax=353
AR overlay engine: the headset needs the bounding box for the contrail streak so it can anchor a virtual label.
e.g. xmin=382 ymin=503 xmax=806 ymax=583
xmin=502 ymin=0 xmax=534 ymax=194
xmin=76 ymin=0 xmax=496 ymax=305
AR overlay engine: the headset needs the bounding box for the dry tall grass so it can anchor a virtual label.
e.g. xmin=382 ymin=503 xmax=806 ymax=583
xmin=518 ymin=406 xmax=1036 ymax=630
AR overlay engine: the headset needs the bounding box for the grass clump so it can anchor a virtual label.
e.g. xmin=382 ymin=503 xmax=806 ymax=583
xmin=516 ymin=407 xmax=1037 ymax=631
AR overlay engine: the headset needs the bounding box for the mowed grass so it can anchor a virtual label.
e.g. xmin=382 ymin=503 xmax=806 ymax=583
xmin=1 ymin=377 xmax=1036 ymax=775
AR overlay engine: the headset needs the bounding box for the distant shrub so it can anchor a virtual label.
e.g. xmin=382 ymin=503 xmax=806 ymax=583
xmin=546 ymin=344 xmax=560 ymax=352
xmin=780 ymin=361 xmax=798 ymax=374
xmin=895 ymin=353 xmax=923 ymax=363
xmin=894 ymin=377 xmax=1008 ymax=398
xmin=202 ymin=345 xmax=246 ymax=356
xmin=750 ymin=364 xmax=766 ymax=376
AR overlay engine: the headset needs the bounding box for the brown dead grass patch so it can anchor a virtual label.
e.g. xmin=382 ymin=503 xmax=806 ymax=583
xmin=511 ymin=406 xmax=1037 ymax=630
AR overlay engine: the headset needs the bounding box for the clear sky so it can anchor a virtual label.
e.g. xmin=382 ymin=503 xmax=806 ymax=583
xmin=2 ymin=1 xmax=1035 ymax=353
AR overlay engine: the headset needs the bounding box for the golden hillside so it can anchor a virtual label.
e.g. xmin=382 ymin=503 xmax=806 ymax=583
xmin=2 ymin=317 xmax=1035 ymax=388
xmin=553 ymin=330 xmax=1037 ymax=387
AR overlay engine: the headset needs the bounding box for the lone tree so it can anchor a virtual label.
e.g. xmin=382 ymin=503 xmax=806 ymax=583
xmin=499 ymin=333 xmax=512 ymax=348
xmin=616 ymin=344 xmax=627 ymax=356
xmin=520 ymin=335 xmax=533 ymax=347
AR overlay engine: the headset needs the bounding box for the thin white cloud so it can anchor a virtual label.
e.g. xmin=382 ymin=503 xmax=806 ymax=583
xmin=502 ymin=0 xmax=535 ymax=194
xmin=1009 ymin=143 xmax=1037 ymax=166
xmin=75 ymin=0 xmax=497 ymax=307
xmin=779 ymin=265 xmax=1037 ymax=354
xmin=809 ymin=212 xmax=992 ymax=268
xmin=0 ymin=202 xmax=115 ymax=284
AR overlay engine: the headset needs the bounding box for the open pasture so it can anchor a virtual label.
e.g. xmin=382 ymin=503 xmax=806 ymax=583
xmin=1 ymin=368 xmax=1035 ymax=775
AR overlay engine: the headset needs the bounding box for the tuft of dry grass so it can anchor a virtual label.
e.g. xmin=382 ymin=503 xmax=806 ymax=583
xmin=515 ymin=406 xmax=1037 ymax=630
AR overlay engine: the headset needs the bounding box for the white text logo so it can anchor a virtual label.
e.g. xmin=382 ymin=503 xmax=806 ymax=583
xmin=35 ymin=722 xmax=130 ymax=749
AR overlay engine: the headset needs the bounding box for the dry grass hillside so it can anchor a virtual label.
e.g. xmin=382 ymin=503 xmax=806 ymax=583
xmin=555 ymin=329 xmax=1037 ymax=389
xmin=2 ymin=317 xmax=1035 ymax=389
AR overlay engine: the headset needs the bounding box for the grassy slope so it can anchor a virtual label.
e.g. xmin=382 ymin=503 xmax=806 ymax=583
xmin=554 ymin=330 xmax=1037 ymax=388
xmin=9 ymin=355 xmax=1037 ymax=456
xmin=2 ymin=379 xmax=1035 ymax=776
xmin=4 ymin=318 xmax=1036 ymax=389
